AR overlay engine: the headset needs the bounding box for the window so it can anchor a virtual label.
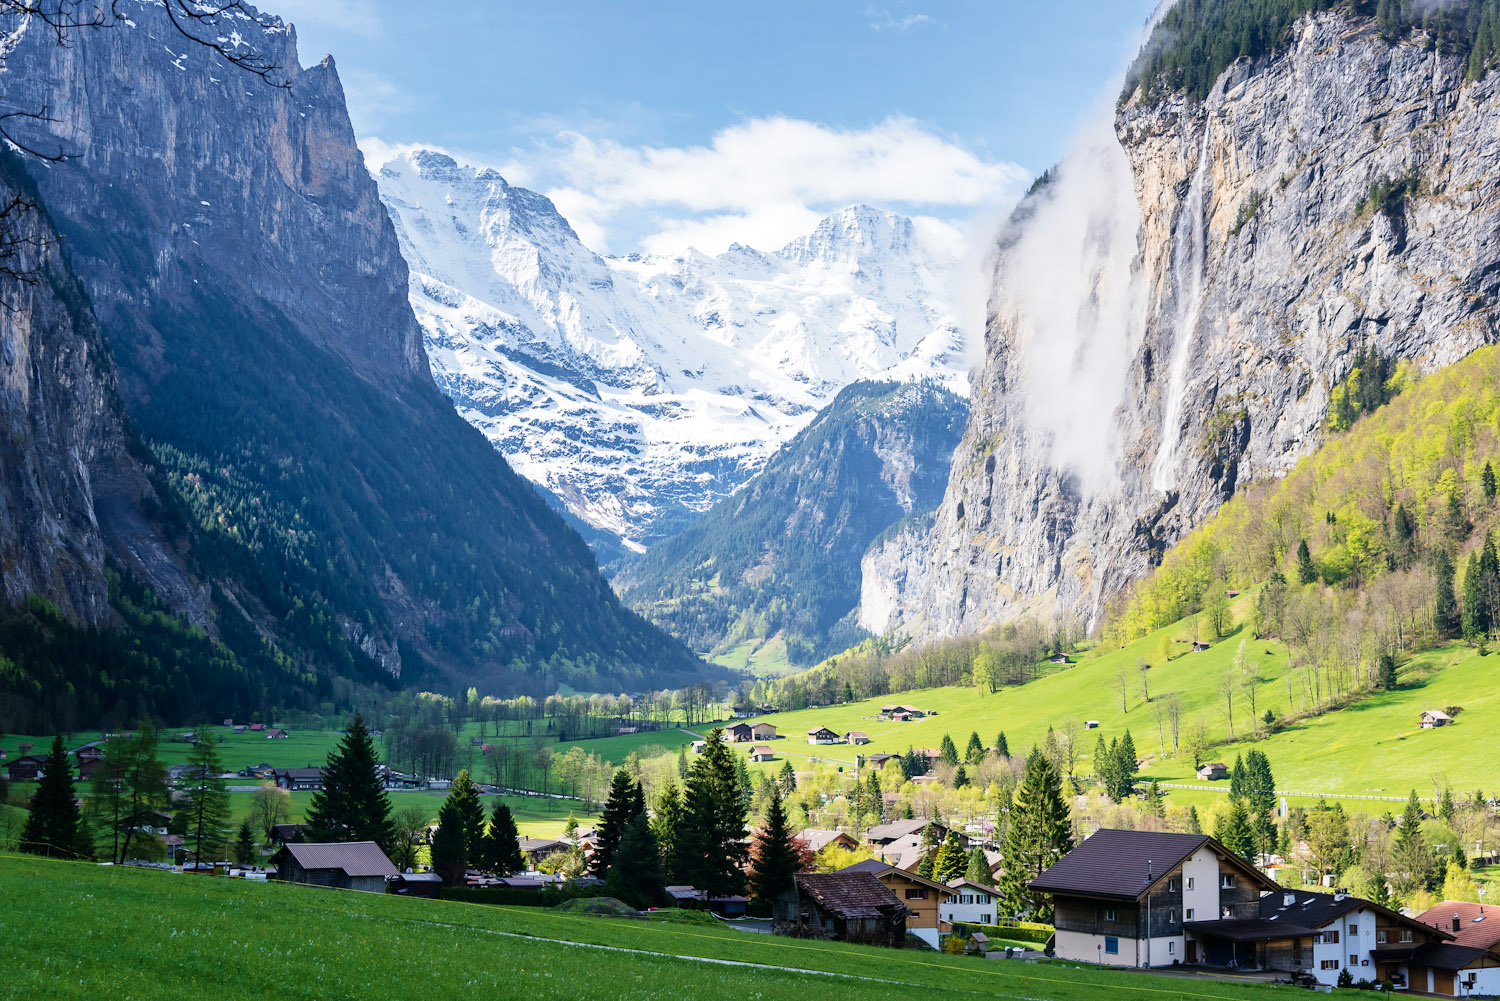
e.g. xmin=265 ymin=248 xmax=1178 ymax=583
xmin=1348 ymin=924 xmax=1358 ymax=936
xmin=1321 ymin=960 xmax=1341 ymax=971
xmin=1323 ymin=931 xmax=1340 ymax=944
xmin=905 ymin=889 xmax=927 ymax=900
xmin=1185 ymin=908 xmax=1196 ymax=921
xmin=1350 ymin=955 xmax=1359 ymax=966
xmin=1103 ymin=908 xmax=1117 ymax=922
xmin=1221 ymin=874 xmax=1236 ymax=889
xmin=1168 ymin=879 xmax=1177 ymax=892
xmin=1169 ymin=942 xmax=1176 ymax=955
xmin=1222 ymin=906 xmax=1233 ymax=919
xmin=1186 ymin=877 xmax=1195 ymax=890
xmin=1377 ymin=931 xmax=1388 ymax=945
xmin=1399 ymin=930 xmax=1413 ymax=943
xmin=1105 ymin=937 xmax=1119 ymax=955
xmin=1169 ymin=911 xmax=1177 ymax=925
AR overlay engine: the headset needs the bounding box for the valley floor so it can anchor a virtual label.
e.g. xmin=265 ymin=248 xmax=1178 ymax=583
xmin=2 ymin=855 xmax=1303 ymax=1001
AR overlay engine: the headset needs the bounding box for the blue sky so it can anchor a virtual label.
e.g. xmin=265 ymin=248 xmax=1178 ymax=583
xmin=273 ymin=0 xmax=1160 ymax=255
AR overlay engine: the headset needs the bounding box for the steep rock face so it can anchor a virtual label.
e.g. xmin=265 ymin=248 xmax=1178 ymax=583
xmin=618 ymin=380 xmax=966 ymax=666
xmin=0 ymin=1 xmax=701 ymax=692
xmin=870 ymin=13 xmax=1500 ymax=639
xmin=375 ymin=149 xmax=969 ymax=553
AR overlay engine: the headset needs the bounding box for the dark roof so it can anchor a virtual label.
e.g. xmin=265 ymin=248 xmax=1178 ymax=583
xmin=1413 ymin=943 xmax=1491 ymax=971
xmin=275 ymin=767 xmax=324 ymax=779
xmin=796 ymin=872 xmax=908 ymax=919
xmin=1264 ymin=890 xmax=1452 ymax=941
xmin=836 ymin=858 xmax=896 ymax=876
xmin=1186 ymin=918 xmax=1319 ymax=941
xmin=866 ymin=818 xmax=934 ymax=841
xmin=1416 ymin=902 xmax=1500 ymax=948
xmin=277 ymin=841 xmax=397 ymax=878
xmin=1029 ymin=830 xmax=1214 ymax=900
xmin=836 ymin=858 xmax=951 ymax=894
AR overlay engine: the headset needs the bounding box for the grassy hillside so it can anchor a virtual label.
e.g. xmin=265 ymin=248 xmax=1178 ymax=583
xmin=1 ymin=855 xmax=1300 ymax=1001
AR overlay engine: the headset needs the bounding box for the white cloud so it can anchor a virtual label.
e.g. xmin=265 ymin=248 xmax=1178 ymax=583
xmin=273 ymin=0 xmax=384 ymax=39
xmin=338 ymin=68 xmax=413 ymax=134
xmin=867 ymin=5 xmax=936 ymax=31
xmin=528 ymin=116 xmax=1029 ymax=255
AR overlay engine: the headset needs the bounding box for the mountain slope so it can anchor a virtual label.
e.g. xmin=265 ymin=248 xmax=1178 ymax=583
xmin=374 ymin=149 xmax=969 ymax=554
xmin=868 ymin=8 xmax=1500 ymax=641
xmin=615 ymin=380 xmax=966 ymax=668
xmin=0 ymin=0 xmax=702 ymax=704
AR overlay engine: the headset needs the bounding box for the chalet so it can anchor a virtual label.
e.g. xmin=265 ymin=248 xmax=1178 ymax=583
xmin=879 ymin=704 xmax=925 ymax=720
xmin=77 ymin=757 xmax=105 ymax=781
xmin=797 ymin=829 xmax=860 ymax=854
xmin=749 ymin=745 xmax=776 ymax=762
xmin=1415 ymin=902 xmax=1500 ymax=996
xmin=1197 ymin=762 xmax=1230 ymax=781
xmin=867 ymin=818 xmax=950 ymax=847
xmin=232 ymin=726 xmax=247 ymax=734
xmin=266 ymin=728 xmax=289 ymax=739
xmin=749 ymin=722 xmax=778 ymax=740
xmin=273 ymin=767 xmax=325 ymax=791
xmin=807 ymin=726 xmax=841 ymax=745
xmin=730 ymin=704 xmax=757 ymax=718
xmin=727 ymin=723 xmax=755 ymax=743
xmin=773 ymin=872 xmax=908 ymax=947
xmin=1189 ymin=887 xmax=1457 ymax=988
xmin=222 ymin=718 xmax=234 ymax=727
xmin=864 ymin=752 xmax=900 ymax=770
xmin=517 ymin=837 xmax=570 ymax=862
xmin=5 ymin=754 xmax=47 ymax=782
xmin=836 ymin=859 xmax=955 ymax=948
xmin=1421 ymin=710 xmax=1455 ymax=729
xmin=844 ymin=731 xmax=871 ymax=746
xmin=942 ymin=877 xmax=1002 ymax=927
xmin=877 ymin=833 xmax=928 ymax=871
xmin=1029 ymin=829 xmax=1278 ymax=968
xmin=1192 ymin=641 xmax=1212 ymax=652
xmin=248 ymin=723 xmax=264 ymax=732
xmin=74 ymin=741 xmax=106 ymax=763
xmin=1085 ymin=721 xmax=1100 ymax=729
xmin=1048 ymin=653 xmax=1070 ymax=664
xmin=272 ymin=841 xmax=397 ymax=893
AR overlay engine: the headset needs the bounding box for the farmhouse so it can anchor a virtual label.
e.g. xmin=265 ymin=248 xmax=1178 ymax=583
xmin=272 ymin=841 xmax=397 ymax=893
xmin=1192 ymin=641 xmax=1212 ymax=652
xmin=727 ymin=723 xmax=755 ymax=743
xmin=807 ymin=726 xmax=841 ymax=745
xmin=750 ymin=722 xmax=778 ymax=740
xmin=797 ymin=829 xmax=859 ymax=854
xmin=844 ymin=730 xmax=871 ymax=745
xmin=942 ymin=877 xmax=1002 ymax=927
xmin=837 ymin=859 xmax=955 ymax=948
xmin=863 ymin=752 xmax=900 ymax=770
xmin=690 ymin=740 xmax=708 ymax=753
xmin=749 ymin=745 xmax=776 ymax=762
xmin=1415 ymin=901 xmax=1500 ymax=996
xmin=266 ymin=728 xmax=289 ymax=739
xmin=5 ymin=754 xmax=47 ymax=781
xmin=773 ymin=871 xmax=908 ymax=946
xmin=1421 ymin=710 xmax=1454 ymax=729
xmin=1196 ymin=763 xmax=1230 ymax=780
xmin=879 ymin=704 xmax=925 ymax=720
xmin=1048 ymin=653 xmax=1070 ymax=664
xmin=1030 ymin=829 xmax=1277 ymax=968
xmin=273 ymin=767 xmax=325 ymax=791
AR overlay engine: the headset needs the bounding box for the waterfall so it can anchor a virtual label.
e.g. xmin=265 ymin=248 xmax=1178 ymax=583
xmin=1150 ymin=123 xmax=1212 ymax=492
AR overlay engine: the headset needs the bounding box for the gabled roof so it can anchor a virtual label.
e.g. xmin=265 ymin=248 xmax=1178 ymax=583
xmin=1412 ymin=943 xmax=1492 ymax=971
xmin=1417 ymin=902 xmax=1500 ymax=948
xmin=836 ymin=858 xmax=896 ymax=876
xmin=278 ymin=841 xmax=396 ymax=878
xmin=1029 ymin=829 xmax=1278 ymax=901
xmin=796 ymin=872 xmax=908 ymax=919
xmin=866 ymin=818 xmax=935 ymax=841
xmin=837 ymin=859 xmax=953 ymax=896
xmin=796 ymin=829 xmax=854 ymax=853
xmin=946 ymin=876 xmax=1002 ymax=897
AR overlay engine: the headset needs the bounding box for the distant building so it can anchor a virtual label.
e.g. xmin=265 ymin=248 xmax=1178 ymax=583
xmin=1196 ymin=762 xmax=1230 ymax=781
xmin=1192 ymin=641 xmax=1212 ymax=652
xmin=749 ymin=722 xmax=778 ymax=740
xmin=844 ymin=731 xmax=871 ymax=745
xmin=942 ymin=877 xmax=1002 ymax=927
xmin=273 ymin=767 xmax=325 ymax=791
xmin=1420 ymin=710 xmax=1454 ymax=729
xmin=806 ymin=727 xmax=840 ymax=745
xmin=749 ymin=745 xmax=776 ymax=762
xmin=272 ymin=841 xmax=397 ymax=893
xmin=796 ymin=829 xmax=859 ymax=854
xmin=266 ymin=728 xmax=289 ymax=739
xmin=727 ymin=723 xmax=755 ymax=743
xmin=773 ymin=872 xmax=909 ymax=946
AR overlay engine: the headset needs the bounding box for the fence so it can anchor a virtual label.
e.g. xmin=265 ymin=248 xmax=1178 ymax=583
xmin=1157 ymin=783 xmax=1409 ymax=804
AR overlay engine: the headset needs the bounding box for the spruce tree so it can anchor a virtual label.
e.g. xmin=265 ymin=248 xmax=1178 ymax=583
xmin=20 ymin=734 xmax=84 ymax=859
xmin=748 ymin=786 xmax=802 ymax=904
xmin=676 ymin=727 xmax=747 ymax=895
xmin=232 ymin=821 xmax=257 ymax=865
xmin=1435 ymin=551 xmax=1461 ymax=637
xmin=1214 ymin=800 xmax=1255 ymax=863
xmin=939 ymin=733 xmax=959 ymax=766
xmin=1144 ymin=780 xmax=1166 ymax=819
xmin=1485 ymin=461 xmax=1497 ymax=502
xmin=676 ymin=745 xmax=689 ymax=780
xmin=1296 ymin=540 xmax=1318 ymax=584
xmin=592 ymin=768 xmax=639 ymax=876
xmin=915 ymin=822 xmax=941 ymax=879
xmin=651 ymin=781 xmax=683 ymax=880
xmin=1116 ymin=731 xmax=1139 ymax=798
xmin=999 ymin=747 xmax=1074 ymax=920
xmin=1463 ymin=552 xmax=1488 ymax=640
xmin=953 ymin=764 xmax=970 ymax=789
xmin=934 ymin=830 xmax=968 ymax=882
xmin=449 ymin=769 xmax=485 ymax=856
xmin=1440 ymin=787 xmax=1455 ymax=823
xmin=605 ymin=813 xmax=666 ymax=909
xmin=1377 ymin=652 xmax=1399 ymax=689
xmin=777 ymin=759 xmax=796 ymax=795
xmin=1394 ymin=789 xmax=1436 ymax=895
xmin=995 ymin=732 xmax=1010 ymax=759
xmin=429 ymin=801 xmax=467 ymax=884
xmin=964 ymin=846 xmax=991 ymax=884
xmin=965 ymin=731 xmax=985 ymax=763
xmin=304 ymin=715 xmax=394 ymax=851
xmin=1187 ymin=805 xmax=1203 ymax=835
xmin=182 ymin=737 xmax=231 ymax=864
xmin=479 ymin=800 xmax=523 ymax=875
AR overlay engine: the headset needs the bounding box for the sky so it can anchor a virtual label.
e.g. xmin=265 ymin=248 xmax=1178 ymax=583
xmin=271 ymin=0 xmax=1161 ymax=256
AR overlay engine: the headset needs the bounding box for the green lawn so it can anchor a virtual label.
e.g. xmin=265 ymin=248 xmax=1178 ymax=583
xmin=0 ymin=855 xmax=1304 ymax=1001
xmin=221 ymin=789 xmax=594 ymax=839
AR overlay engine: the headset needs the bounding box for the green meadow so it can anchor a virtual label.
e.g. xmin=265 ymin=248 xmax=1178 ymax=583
xmin=0 ymin=855 xmax=1304 ymax=1001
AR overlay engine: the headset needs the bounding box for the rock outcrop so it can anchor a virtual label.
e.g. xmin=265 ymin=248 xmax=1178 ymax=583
xmin=869 ymin=13 xmax=1500 ymax=639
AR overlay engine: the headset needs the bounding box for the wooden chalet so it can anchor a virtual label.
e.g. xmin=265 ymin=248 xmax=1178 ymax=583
xmin=774 ymin=872 xmax=908 ymax=946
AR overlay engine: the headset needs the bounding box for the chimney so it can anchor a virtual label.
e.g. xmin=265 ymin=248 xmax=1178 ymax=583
xmin=1334 ymin=889 xmax=1348 ymax=902
xmin=1454 ymin=914 xmax=1462 ymax=933
xmin=1284 ymin=893 xmax=1297 ymax=907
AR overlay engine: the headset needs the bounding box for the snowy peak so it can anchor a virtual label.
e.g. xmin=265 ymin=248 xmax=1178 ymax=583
xmin=372 ymin=147 xmax=969 ymax=554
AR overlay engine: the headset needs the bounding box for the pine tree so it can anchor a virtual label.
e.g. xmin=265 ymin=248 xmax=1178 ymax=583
xmin=1116 ymin=731 xmax=1139 ymax=798
xmin=1463 ymin=552 xmax=1488 ymax=640
xmin=676 ymin=745 xmax=689 ymax=780
xmin=304 ymin=715 xmax=394 ymax=851
xmin=592 ymin=768 xmax=640 ymax=876
xmin=999 ymin=747 xmax=1074 ymax=920
xmin=1484 ymin=461 xmax=1497 ymax=502
xmin=915 ymin=822 xmax=941 ymax=879
xmin=934 ymin=830 xmax=968 ymax=882
xmin=842 ymin=681 xmax=855 ymax=703
xmin=1214 ymin=800 xmax=1255 ymax=864
xmin=1435 ymin=550 xmax=1461 ymax=637
xmin=1187 ymin=805 xmax=1203 ymax=835
xmin=965 ymin=731 xmax=985 ymax=763
xmin=953 ymin=764 xmax=970 ymax=789
xmin=479 ymin=800 xmax=523 ymax=875
xmin=448 ymin=769 xmax=485 ymax=858
xmin=232 ymin=821 xmax=257 ymax=865
xmin=182 ymin=737 xmax=231 ymax=865
xmin=605 ymin=814 xmax=667 ymax=909
xmin=1393 ymin=789 xmax=1436 ymax=895
xmin=1296 ymin=539 xmax=1318 ymax=584
xmin=1440 ymin=787 xmax=1455 ymax=823
xmin=964 ymin=846 xmax=991 ymax=884
xmin=429 ymin=801 xmax=467 ymax=885
xmin=1229 ymin=752 xmax=1249 ymax=802
xmin=1144 ymin=781 xmax=1166 ymax=819
xmin=651 ymin=782 xmax=683 ymax=881
xmin=748 ymin=786 xmax=802 ymax=904
xmin=995 ymin=732 xmax=1010 ymax=759
xmin=676 ymin=727 xmax=748 ymax=896
xmin=777 ymin=759 xmax=796 ymax=795
xmin=939 ymin=733 xmax=959 ymax=766
xmin=20 ymin=734 xmax=84 ymax=859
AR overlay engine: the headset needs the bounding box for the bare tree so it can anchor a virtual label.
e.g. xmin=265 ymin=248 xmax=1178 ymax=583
xmin=1236 ymin=641 xmax=1261 ymax=738
xmin=1219 ymin=663 xmax=1236 ymax=741
xmin=1166 ymin=692 xmax=1182 ymax=753
xmin=1113 ymin=660 xmax=1131 ymax=714
xmin=1061 ymin=718 xmax=1083 ymax=777
xmin=1137 ymin=657 xmax=1152 ymax=703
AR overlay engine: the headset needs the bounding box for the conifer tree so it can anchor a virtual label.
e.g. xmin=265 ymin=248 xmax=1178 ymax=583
xmin=232 ymin=821 xmax=257 ymax=865
xmin=748 ymin=786 xmax=803 ymax=904
xmin=1463 ymin=552 xmax=1488 ymax=641
xmin=1117 ymin=731 xmax=1138 ymax=791
xmin=1377 ymin=652 xmax=1399 ymax=689
xmin=1296 ymin=539 xmax=1318 ymax=584
xmin=676 ymin=744 xmax=689 ymax=780
xmin=651 ymin=781 xmax=683 ymax=880
xmin=479 ymin=800 xmax=523 ymax=875
xmin=429 ymin=801 xmax=467 ymax=884
xmin=182 ymin=737 xmax=231 ymax=864
xmin=939 ymin=733 xmax=959 ymax=766
xmin=105 ymin=722 xmax=167 ymax=863
xmin=676 ymin=727 xmax=747 ymax=895
xmin=1143 ymin=780 xmax=1166 ymax=819
xmin=1440 ymin=787 xmax=1455 ymax=823
xmin=964 ymin=846 xmax=991 ymax=884
xmin=21 ymin=734 xmax=85 ymax=859
xmin=1485 ymin=461 xmax=1497 ymax=502
xmin=777 ymin=759 xmax=797 ymax=795
xmin=915 ymin=822 xmax=941 ymax=879
xmin=934 ymin=830 xmax=968 ymax=882
xmin=965 ymin=731 xmax=985 ymax=763
xmin=995 ymin=731 xmax=1010 ymax=759
xmin=592 ymin=768 xmax=640 ymax=876
xmin=448 ymin=769 xmax=486 ymax=858
xmin=1187 ymin=805 xmax=1203 ymax=835
xmin=605 ymin=814 xmax=667 ymax=909
xmin=1394 ymin=789 xmax=1436 ymax=895
xmin=999 ymin=747 xmax=1074 ymax=920
xmin=953 ymin=764 xmax=970 ymax=790
xmin=1214 ymin=799 xmax=1255 ymax=864
xmin=304 ymin=716 xmax=394 ymax=851
xmin=1435 ymin=550 xmax=1461 ymax=637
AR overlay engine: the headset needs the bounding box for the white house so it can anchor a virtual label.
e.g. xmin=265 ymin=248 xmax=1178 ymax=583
xmin=807 ymin=726 xmax=840 ymax=745
xmin=942 ymin=877 xmax=1001 ymax=927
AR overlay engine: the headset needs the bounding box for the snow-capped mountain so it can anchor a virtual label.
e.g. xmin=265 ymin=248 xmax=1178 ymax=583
xmin=373 ymin=149 xmax=968 ymax=553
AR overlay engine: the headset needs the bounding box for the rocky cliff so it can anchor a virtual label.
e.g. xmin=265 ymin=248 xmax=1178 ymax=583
xmin=867 ymin=12 xmax=1500 ymax=640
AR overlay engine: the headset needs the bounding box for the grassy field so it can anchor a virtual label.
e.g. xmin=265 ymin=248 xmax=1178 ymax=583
xmin=220 ymin=789 xmax=594 ymax=838
xmin=735 ymin=608 xmax=1500 ymax=813
xmin=1 ymin=854 xmax=1305 ymax=1001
